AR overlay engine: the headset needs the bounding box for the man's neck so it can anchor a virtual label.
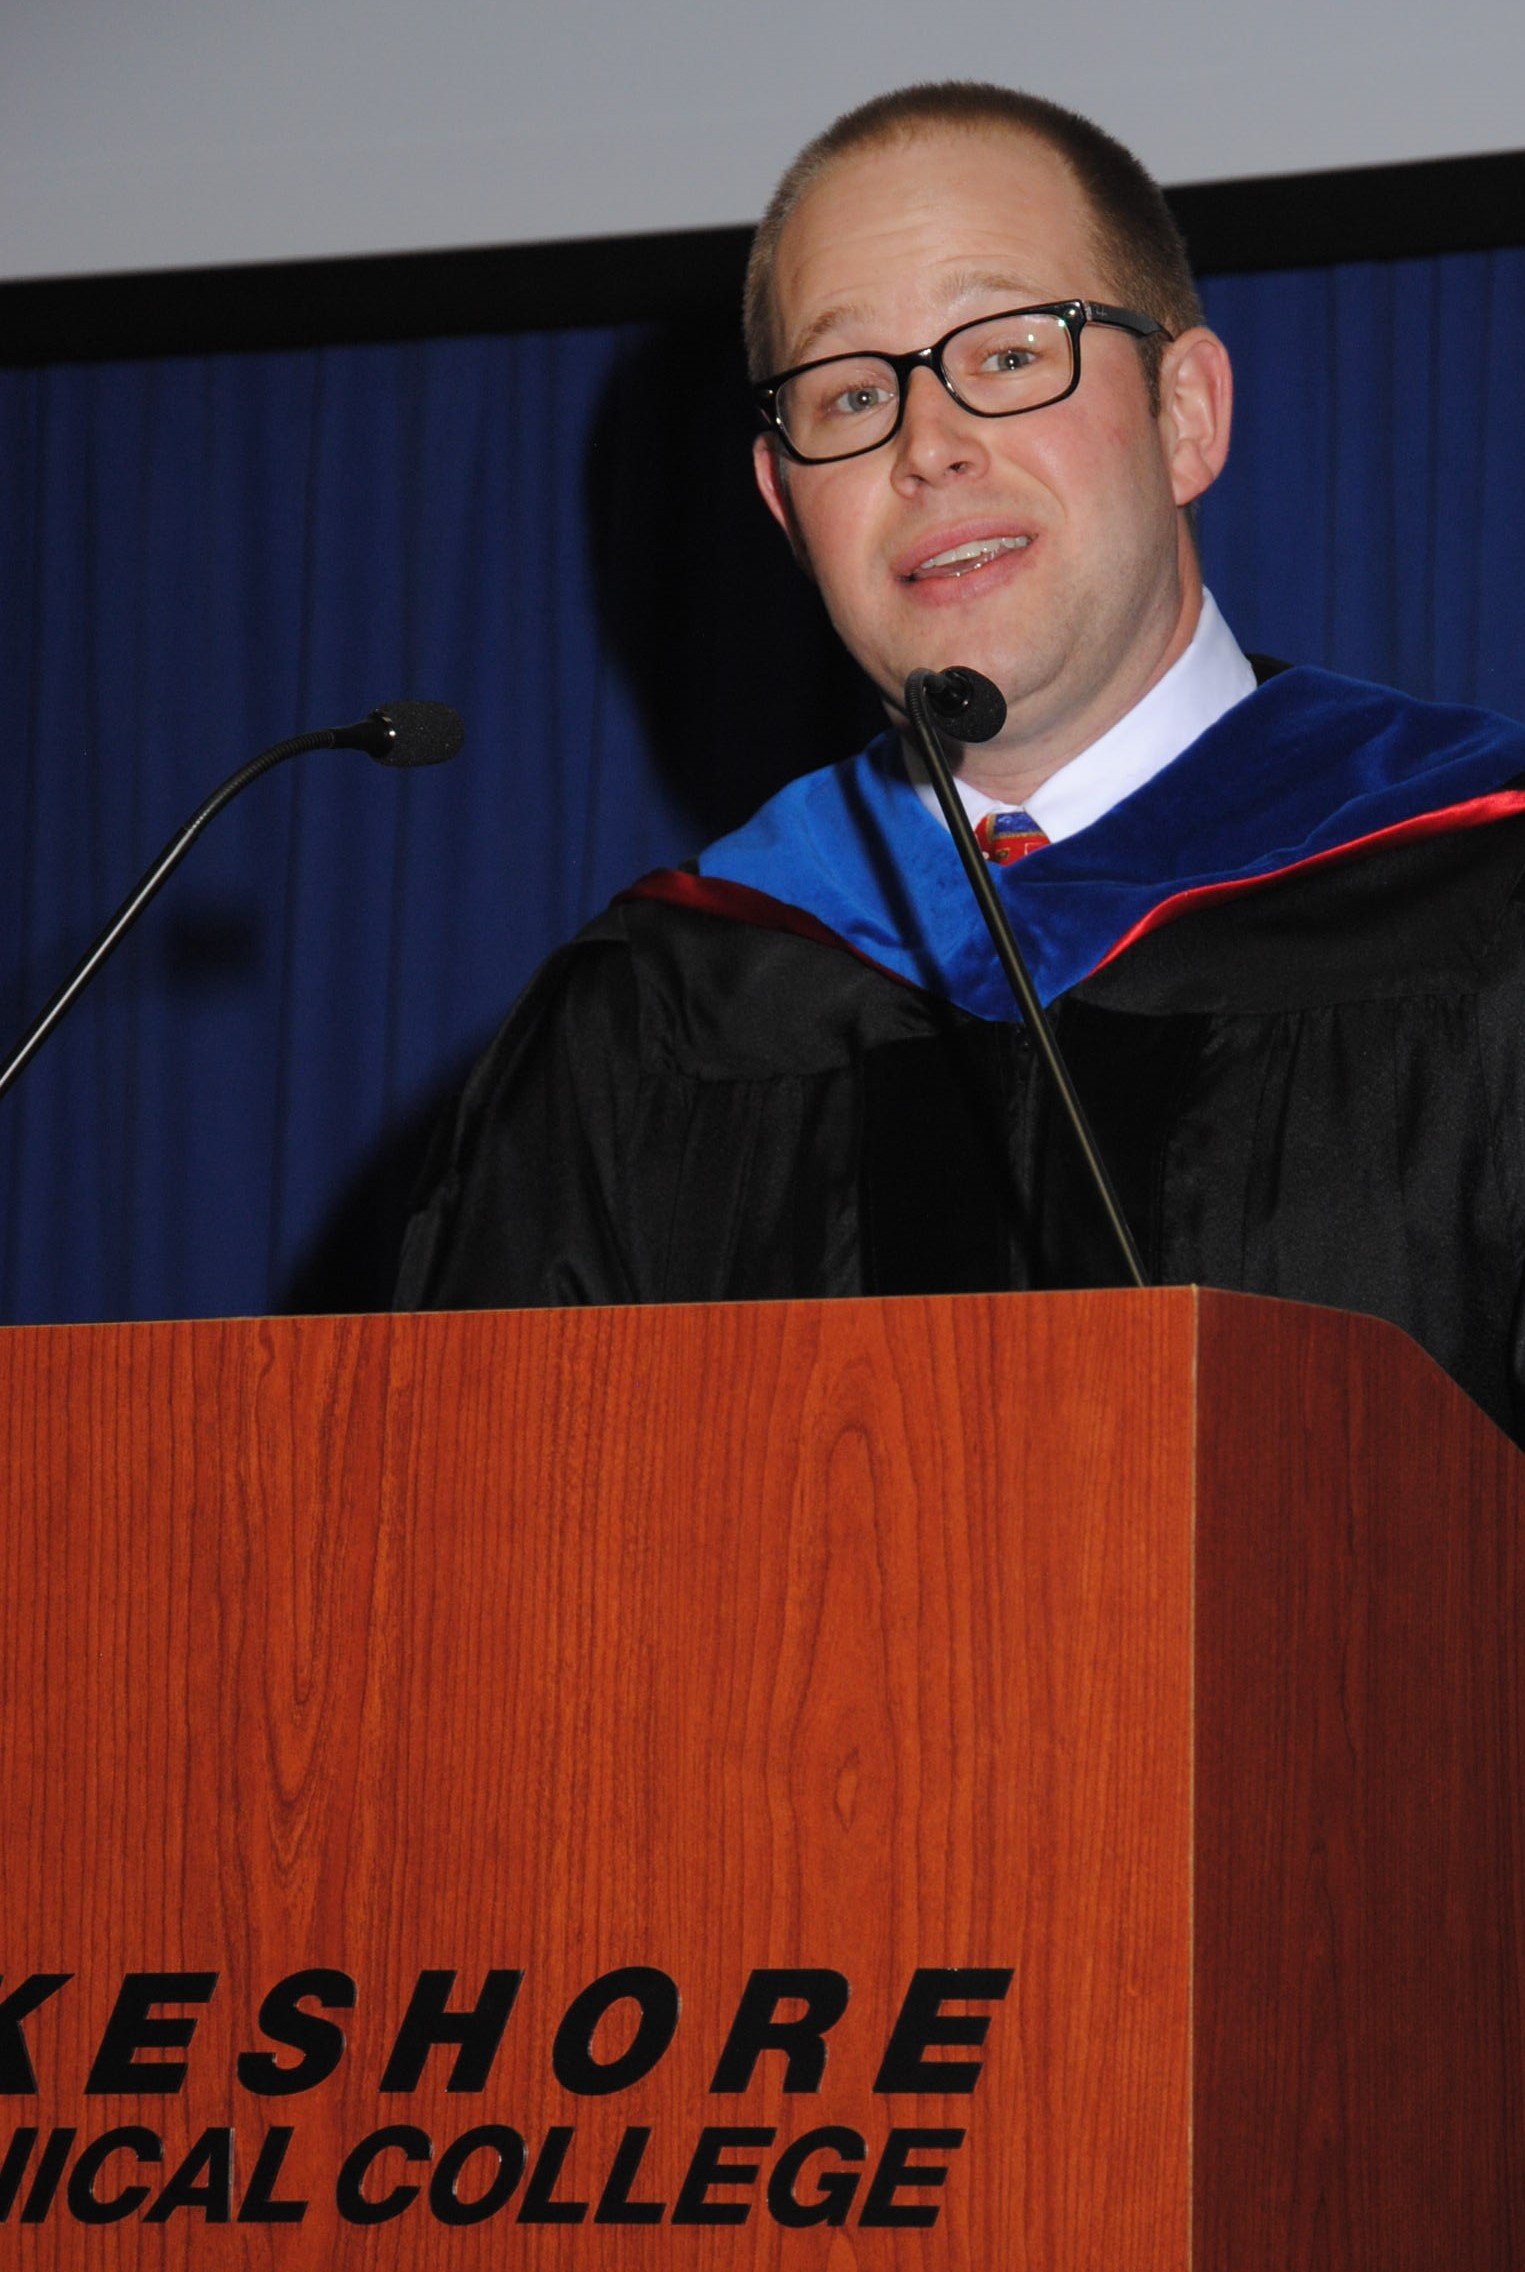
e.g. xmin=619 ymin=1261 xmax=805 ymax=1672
xmin=951 ymin=577 xmax=1204 ymax=808
xmin=904 ymin=588 xmax=1257 ymax=847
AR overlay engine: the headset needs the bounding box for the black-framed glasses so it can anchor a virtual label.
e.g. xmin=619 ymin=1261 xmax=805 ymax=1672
xmin=754 ymin=299 xmax=1170 ymax=464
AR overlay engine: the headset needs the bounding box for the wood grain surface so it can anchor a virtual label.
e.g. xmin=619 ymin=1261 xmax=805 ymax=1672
xmin=4 ymin=1290 xmax=1518 ymax=2268
xmin=1194 ymin=1292 xmax=1525 ymax=2270
xmin=0 ymin=1291 xmax=1197 ymax=2268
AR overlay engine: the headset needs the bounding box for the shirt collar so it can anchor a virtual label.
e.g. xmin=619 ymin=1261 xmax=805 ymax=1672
xmin=910 ymin=589 xmax=1257 ymax=843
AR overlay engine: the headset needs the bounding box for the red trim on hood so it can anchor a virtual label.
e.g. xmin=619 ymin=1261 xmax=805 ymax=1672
xmin=1091 ymin=788 xmax=1525 ymax=974
xmin=618 ymin=867 xmax=919 ymax=987
xmin=620 ymin=867 xmax=838 ymax=945
xmin=623 ymin=788 xmax=1525 ymax=1000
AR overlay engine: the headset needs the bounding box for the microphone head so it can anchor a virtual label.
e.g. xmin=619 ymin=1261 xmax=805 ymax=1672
xmin=922 ymin=667 xmax=1007 ymax=745
xmin=361 ymin=701 xmax=466 ymax=767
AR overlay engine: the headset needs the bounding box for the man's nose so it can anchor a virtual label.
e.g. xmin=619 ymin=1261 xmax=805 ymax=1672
xmin=890 ymin=364 xmax=990 ymax=486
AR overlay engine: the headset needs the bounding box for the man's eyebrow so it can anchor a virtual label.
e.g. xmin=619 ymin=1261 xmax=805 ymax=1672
xmin=940 ymin=267 xmax=1048 ymax=308
xmin=784 ymin=271 xmax=1050 ymax=368
xmin=786 ymin=302 xmax=872 ymax=366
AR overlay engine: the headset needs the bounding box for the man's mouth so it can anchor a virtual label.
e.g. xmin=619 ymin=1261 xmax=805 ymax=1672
xmin=906 ymin=535 xmax=1032 ymax=581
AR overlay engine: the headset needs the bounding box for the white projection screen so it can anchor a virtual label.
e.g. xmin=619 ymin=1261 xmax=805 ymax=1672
xmin=2 ymin=0 xmax=1523 ymax=285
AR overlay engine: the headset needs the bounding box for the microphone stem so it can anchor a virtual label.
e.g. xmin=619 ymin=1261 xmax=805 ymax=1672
xmin=904 ymin=672 xmax=1148 ymax=1290
xmin=0 ymin=726 xmax=335 ymax=1105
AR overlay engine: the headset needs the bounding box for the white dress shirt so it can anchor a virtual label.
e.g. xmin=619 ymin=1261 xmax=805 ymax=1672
xmin=911 ymin=590 xmax=1258 ymax=843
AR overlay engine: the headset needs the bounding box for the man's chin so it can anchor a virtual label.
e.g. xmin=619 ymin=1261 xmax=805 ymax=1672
xmin=861 ymin=619 xmax=1075 ymax=742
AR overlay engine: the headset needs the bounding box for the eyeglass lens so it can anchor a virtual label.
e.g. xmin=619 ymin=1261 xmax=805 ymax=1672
xmin=776 ymin=310 xmax=1077 ymax=461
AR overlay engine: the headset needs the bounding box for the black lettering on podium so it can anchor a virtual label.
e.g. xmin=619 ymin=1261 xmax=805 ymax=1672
xmin=86 ymin=1972 xmax=218 ymax=2095
xmin=710 ymin=1970 xmax=850 ymax=2092
xmin=238 ymin=1969 xmax=355 ymax=2097
xmin=671 ymin=2127 xmax=775 ymax=2225
xmin=518 ymin=2125 xmax=588 ymax=2222
xmin=0 ymin=1977 xmax=70 ymax=2094
xmin=593 ymin=2126 xmax=666 ymax=2224
xmin=872 ymin=1968 xmax=1013 ymax=2094
xmin=429 ymin=2126 xmax=526 ymax=2225
xmin=766 ymin=2125 xmax=865 ymax=2227
xmin=552 ymin=1968 xmax=679 ymax=2096
xmin=19 ymin=2127 xmax=74 ymax=2223
xmin=143 ymin=2125 xmax=233 ymax=2223
xmin=379 ymin=1970 xmax=521 ymax=2092
xmin=0 ymin=2127 xmax=39 ymax=2218
xmin=335 ymin=2126 xmax=431 ymax=2224
xmin=236 ymin=2126 xmax=307 ymax=2222
xmin=66 ymin=2127 xmax=162 ymax=2223
xmin=858 ymin=2127 xmax=965 ymax=2227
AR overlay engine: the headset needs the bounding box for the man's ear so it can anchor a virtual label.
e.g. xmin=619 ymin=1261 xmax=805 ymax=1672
xmin=753 ymin=432 xmax=813 ymax=574
xmin=1157 ymin=327 xmax=1233 ymax=509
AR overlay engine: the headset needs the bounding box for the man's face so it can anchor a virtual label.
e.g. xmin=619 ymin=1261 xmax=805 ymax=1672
xmin=753 ymin=126 xmax=1228 ymax=765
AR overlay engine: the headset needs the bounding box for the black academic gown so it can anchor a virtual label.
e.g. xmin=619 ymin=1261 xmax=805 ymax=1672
xmin=396 ymin=801 xmax=1525 ymax=1445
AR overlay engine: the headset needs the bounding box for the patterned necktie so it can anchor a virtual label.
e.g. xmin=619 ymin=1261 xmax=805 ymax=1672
xmin=973 ymin=808 xmax=1049 ymax=866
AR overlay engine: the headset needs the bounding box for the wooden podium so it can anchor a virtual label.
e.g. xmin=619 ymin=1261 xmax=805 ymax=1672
xmin=1 ymin=1289 xmax=1521 ymax=2266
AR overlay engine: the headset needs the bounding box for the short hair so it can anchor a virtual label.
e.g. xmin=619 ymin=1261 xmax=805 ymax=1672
xmin=744 ymin=82 xmax=1204 ymax=407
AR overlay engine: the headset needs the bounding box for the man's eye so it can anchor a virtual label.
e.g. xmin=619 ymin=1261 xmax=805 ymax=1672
xmin=980 ymin=345 xmax=1038 ymax=373
xmin=828 ymin=382 xmax=894 ymax=418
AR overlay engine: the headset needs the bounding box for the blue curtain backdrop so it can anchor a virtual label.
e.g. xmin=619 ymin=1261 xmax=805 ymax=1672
xmin=2 ymin=247 xmax=1523 ymax=1324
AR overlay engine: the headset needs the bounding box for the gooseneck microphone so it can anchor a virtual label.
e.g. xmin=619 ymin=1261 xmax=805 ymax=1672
xmin=904 ymin=666 xmax=1148 ymax=1290
xmin=0 ymin=702 xmax=465 ymax=1105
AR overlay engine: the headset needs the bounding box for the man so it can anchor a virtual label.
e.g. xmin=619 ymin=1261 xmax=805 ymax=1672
xmin=398 ymin=84 xmax=1525 ymax=1442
